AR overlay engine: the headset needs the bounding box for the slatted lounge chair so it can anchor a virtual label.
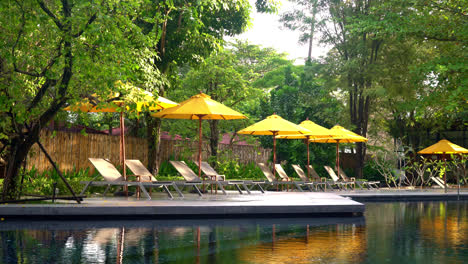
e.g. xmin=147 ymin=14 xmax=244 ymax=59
xmin=335 ymin=165 xmax=380 ymax=189
xmin=430 ymin=176 xmax=454 ymax=189
xmin=194 ymin=161 xmax=265 ymax=194
xmin=292 ymin=164 xmax=328 ymax=191
xmin=80 ymin=158 xmax=152 ymax=200
xmin=324 ymin=166 xmax=355 ymax=190
xmin=257 ymin=163 xmax=298 ymax=190
xmin=125 ymin=159 xmax=184 ymax=198
xmin=274 ymin=164 xmax=312 ymax=192
xmin=170 ymin=161 xmax=227 ymax=195
xmin=306 ymin=165 xmax=340 ymax=190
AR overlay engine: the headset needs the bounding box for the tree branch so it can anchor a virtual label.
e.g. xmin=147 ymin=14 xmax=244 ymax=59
xmin=72 ymin=13 xmax=97 ymax=38
xmin=37 ymin=0 xmax=63 ymax=30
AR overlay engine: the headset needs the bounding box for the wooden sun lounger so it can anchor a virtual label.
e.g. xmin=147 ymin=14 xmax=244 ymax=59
xmin=194 ymin=161 xmax=265 ymax=194
xmin=274 ymin=164 xmax=312 ymax=192
xmin=257 ymin=163 xmax=300 ymax=191
xmin=335 ymin=165 xmax=380 ymax=189
xmin=170 ymin=161 xmax=228 ymax=195
xmin=125 ymin=159 xmax=184 ymax=198
xmin=80 ymin=158 xmax=176 ymax=200
xmin=292 ymin=164 xmax=328 ymax=191
xmin=324 ymin=166 xmax=355 ymax=190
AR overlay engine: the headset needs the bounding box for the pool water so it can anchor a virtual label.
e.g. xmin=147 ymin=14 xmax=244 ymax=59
xmin=0 ymin=201 xmax=467 ymax=263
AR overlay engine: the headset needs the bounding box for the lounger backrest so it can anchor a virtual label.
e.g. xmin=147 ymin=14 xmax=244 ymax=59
xmin=258 ymin=163 xmax=276 ymax=182
xmin=89 ymin=158 xmax=125 ymax=182
xmin=195 ymin=161 xmax=224 ymax=180
xmin=170 ymin=161 xmax=201 ymax=182
xmin=307 ymin=165 xmax=322 ymax=181
xmin=125 ymin=159 xmax=156 ymax=181
xmin=430 ymin=177 xmax=445 ymax=188
xmin=292 ymin=165 xmax=308 ymax=182
xmin=274 ymin=164 xmax=290 ymax=181
xmin=335 ymin=165 xmax=349 ymax=181
xmin=324 ymin=166 xmax=340 ymax=182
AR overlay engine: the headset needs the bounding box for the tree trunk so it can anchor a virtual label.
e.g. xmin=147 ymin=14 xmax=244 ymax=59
xmin=146 ymin=115 xmax=162 ymax=174
xmin=2 ymin=132 xmax=38 ymax=200
xmin=209 ymin=120 xmax=219 ymax=166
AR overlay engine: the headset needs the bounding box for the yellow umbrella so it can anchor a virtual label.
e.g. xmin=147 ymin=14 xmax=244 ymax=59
xmin=418 ymin=139 xmax=468 ymax=193
xmin=310 ymin=125 xmax=368 ymax=177
xmin=237 ymin=114 xmax=311 ymax=177
xmin=65 ymin=82 xmax=178 ymax=180
xmin=276 ymin=119 xmax=334 ymax=180
xmin=152 ymin=92 xmax=247 ymax=178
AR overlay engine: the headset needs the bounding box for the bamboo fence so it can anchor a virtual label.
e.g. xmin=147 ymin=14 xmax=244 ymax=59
xmin=26 ymin=131 xmax=271 ymax=172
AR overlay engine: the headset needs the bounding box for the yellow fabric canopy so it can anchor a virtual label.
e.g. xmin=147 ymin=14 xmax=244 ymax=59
xmin=309 ymin=125 xmax=368 ymax=143
xmin=418 ymin=139 xmax=468 ymax=154
xmin=151 ymin=92 xmax=247 ymax=178
xmin=276 ymin=120 xmax=333 ymax=139
xmin=64 ymin=89 xmax=178 ymax=113
xmin=152 ymin=93 xmax=247 ymax=120
xmin=237 ymin=114 xmax=311 ymax=135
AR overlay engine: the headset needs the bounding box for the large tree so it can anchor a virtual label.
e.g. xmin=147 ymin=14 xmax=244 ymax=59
xmin=0 ymin=0 xmax=160 ymax=199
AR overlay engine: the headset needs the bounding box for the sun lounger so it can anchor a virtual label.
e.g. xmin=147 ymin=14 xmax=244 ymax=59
xmin=170 ymin=161 xmax=230 ymax=195
xmin=80 ymin=158 xmax=158 ymax=200
xmin=430 ymin=176 xmax=454 ymax=189
xmin=257 ymin=163 xmax=299 ymax=191
xmin=125 ymin=159 xmax=184 ymax=198
xmin=292 ymin=165 xmax=328 ymax=191
xmin=335 ymin=165 xmax=380 ymax=189
xmin=194 ymin=161 xmax=265 ymax=194
xmin=324 ymin=166 xmax=355 ymax=190
xmin=274 ymin=164 xmax=313 ymax=192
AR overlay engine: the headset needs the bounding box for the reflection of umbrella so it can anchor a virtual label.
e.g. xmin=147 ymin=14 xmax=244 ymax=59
xmin=276 ymin=119 xmax=333 ymax=181
xmin=152 ymin=92 xmax=247 ymax=178
xmin=310 ymin=125 xmax=368 ymax=177
xmin=64 ymin=82 xmax=178 ymax=178
xmin=418 ymin=139 xmax=468 ymax=193
xmin=237 ymin=114 xmax=311 ymax=177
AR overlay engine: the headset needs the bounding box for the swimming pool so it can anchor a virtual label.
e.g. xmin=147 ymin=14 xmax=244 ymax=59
xmin=1 ymin=201 xmax=467 ymax=263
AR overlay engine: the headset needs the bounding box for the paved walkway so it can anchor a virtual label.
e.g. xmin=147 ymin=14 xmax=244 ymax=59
xmin=0 ymin=192 xmax=364 ymax=219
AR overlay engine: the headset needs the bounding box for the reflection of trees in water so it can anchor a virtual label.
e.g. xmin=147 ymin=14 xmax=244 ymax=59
xmin=2 ymin=204 xmax=465 ymax=264
xmin=365 ymin=202 xmax=468 ymax=263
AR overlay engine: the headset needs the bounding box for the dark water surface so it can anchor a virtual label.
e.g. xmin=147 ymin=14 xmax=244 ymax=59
xmin=1 ymin=201 xmax=467 ymax=263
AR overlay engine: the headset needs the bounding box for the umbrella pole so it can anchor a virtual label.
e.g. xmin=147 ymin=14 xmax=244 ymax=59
xmin=444 ymin=153 xmax=447 ymax=193
xmin=273 ymin=132 xmax=277 ymax=179
xmin=307 ymin=137 xmax=310 ymax=181
xmin=336 ymin=141 xmax=340 ymax=178
xmin=198 ymin=118 xmax=202 ymax=178
xmin=120 ymin=112 xmax=128 ymax=197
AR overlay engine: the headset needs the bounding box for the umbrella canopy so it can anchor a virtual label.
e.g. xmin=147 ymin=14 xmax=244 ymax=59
xmin=418 ymin=139 xmax=468 ymax=193
xmin=418 ymin=139 xmax=468 ymax=154
xmin=64 ymin=82 xmax=178 ymax=180
xmin=237 ymin=114 xmax=311 ymax=177
xmin=310 ymin=125 xmax=368 ymax=177
xmin=152 ymin=92 xmax=247 ymax=178
xmin=276 ymin=120 xmax=334 ymax=180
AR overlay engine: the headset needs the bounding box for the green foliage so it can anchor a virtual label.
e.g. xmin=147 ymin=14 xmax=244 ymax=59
xmin=19 ymin=167 xmax=97 ymax=196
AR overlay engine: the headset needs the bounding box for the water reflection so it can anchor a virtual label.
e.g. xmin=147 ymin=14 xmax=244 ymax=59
xmin=0 ymin=202 xmax=467 ymax=264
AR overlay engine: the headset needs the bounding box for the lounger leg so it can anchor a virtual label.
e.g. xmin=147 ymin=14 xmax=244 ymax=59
xmin=241 ymin=183 xmax=251 ymax=194
xmin=256 ymin=183 xmax=265 ymax=193
xmin=216 ymin=182 xmax=227 ymax=195
xmin=162 ymin=185 xmax=174 ymax=199
xmin=193 ymin=185 xmax=203 ymax=196
xmin=294 ymin=182 xmax=304 ymax=192
xmin=172 ymin=183 xmax=184 ymax=198
xmin=103 ymin=185 xmax=113 ymax=195
xmin=234 ymin=184 xmax=243 ymax=194
xmin=306 ymin=184 xmax=314 ymax=192
xmin=138 ymin=184 xmax=151 ymax=200
xmin=80 ymin=182 xmax=93 ymax=196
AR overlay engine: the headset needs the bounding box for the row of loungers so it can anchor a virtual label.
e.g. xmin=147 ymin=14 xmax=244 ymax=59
xmin=80 ymin=158 xmax=379 ymax=200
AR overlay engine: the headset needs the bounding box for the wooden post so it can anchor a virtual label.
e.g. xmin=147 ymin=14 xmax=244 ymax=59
xmin=443 ymin=153 xmax=447 ymax=193
xmin=36 ymin=140 xmax=81 ymax=204
xmin=306 ymin=137 xmax=311 ymax=181
xmin=273 ymin=131 xmax=278 ymax=178
xmin=336 ymin=141 xmax=340 ymax=178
